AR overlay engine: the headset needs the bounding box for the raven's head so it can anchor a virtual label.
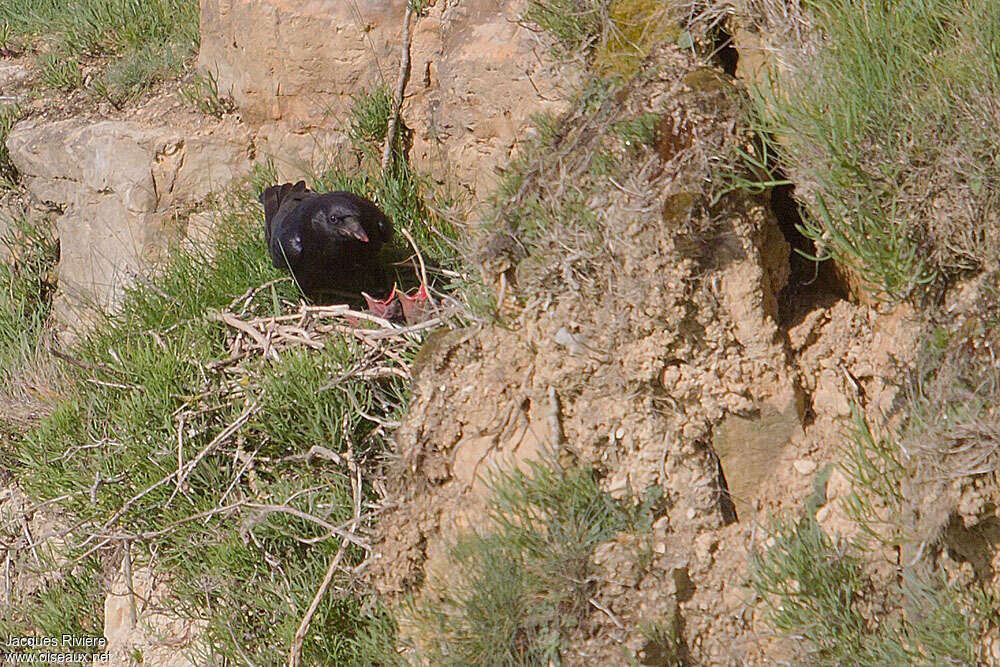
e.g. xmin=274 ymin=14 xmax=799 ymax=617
xmin=311 ymin=210 xmax=369 ymax=243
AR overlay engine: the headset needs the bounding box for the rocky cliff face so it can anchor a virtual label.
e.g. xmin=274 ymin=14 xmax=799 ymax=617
xmin=7 ymin=118 xmax=250 ymax=325
xmin=199 ymin=0 xmax=403 ymax=124
xmin=367 ymin=47 xmax=820 ymax=662
xmin=199 ymin=0 xmax=576 ymax=196
xmin=5 ymin=1 xmax=996 ymax=664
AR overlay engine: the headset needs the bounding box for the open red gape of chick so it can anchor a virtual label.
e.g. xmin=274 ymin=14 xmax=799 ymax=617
xmin=397 ymin=284 xmax=430 ymax=324
xmin=363 ymin=284 xmax=432 ymax=325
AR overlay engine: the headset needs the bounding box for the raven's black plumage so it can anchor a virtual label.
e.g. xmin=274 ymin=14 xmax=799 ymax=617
xmin=259 ymin=181 xmax=393 ymax=295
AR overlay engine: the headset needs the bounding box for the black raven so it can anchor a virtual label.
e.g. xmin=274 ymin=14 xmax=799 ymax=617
xmin=259 ymin=181 xmax=393 ymax=296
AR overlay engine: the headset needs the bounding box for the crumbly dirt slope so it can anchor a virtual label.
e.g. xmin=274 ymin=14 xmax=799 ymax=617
xmin=367 ymin=45 xmax=894 ymax=663
xmin=366 ymin=31 xmax=1000 ymax=660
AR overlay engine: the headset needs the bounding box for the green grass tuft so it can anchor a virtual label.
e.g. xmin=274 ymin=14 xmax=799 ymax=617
xmin=348 ymin=85 xmax=394 ymax=150
xmin=613 ymin=111 xmax=660 ymax=150
xmin=410 ymin=462 xmax=643 ymax=664
xmin=38 ymin=52 xmax=83 ymax=90
xmin=91 ymin=40 xmax=190 ymax=108
xmin=178 ymin=70 xmax=235 ymax=118
xmin=0 ymin=557 xmax=106 ymax=653
xmin=751 ymin=517 xmax=991 ymax=665
xmin=0 ymin=0 xmax=199 ymax=101
xmin=0 ymin=102 xmax=23 ymax=189
xmin=524 ymin=0 xmax=609 ymax=57
xmin=0 ymin=213 xmax=58 ymax=384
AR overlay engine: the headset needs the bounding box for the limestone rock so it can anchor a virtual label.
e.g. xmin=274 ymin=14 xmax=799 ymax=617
xmin=815 ymin=466 xmax=859 ymax=540
xmin=812 ymin=369 xmax=852 ymax=418
xmin=7 ymin=119 xmax=251 ymax=326
xmin=732 ymin=25 xmax=768 ymax=86
xmin=254 ymin=122 xmax=353 ymax=182
xmin=712 ymin=401 xmax=803 ymax=516
xmin=0 ymin=62 xmax=29 ymax=88
xmin=793 ymin=459 xmax=817 ymax=476
xmin=0 ymin=62 xmax=31 ymax=106
xmin=198 ymin=0 xmax=404 ymax=123
xmin=199 ymin=0 xmax=577 ymax=199
xmin=405 ymin=0 xmax=578 ymax=197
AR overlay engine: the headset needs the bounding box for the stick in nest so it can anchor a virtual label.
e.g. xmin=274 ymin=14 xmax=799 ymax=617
xmin=287 ymin=454 xmax=364 ymax=667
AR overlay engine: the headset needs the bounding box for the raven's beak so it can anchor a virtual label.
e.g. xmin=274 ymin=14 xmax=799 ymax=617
xmin=341 ymin=217 xmax=370 ymax=243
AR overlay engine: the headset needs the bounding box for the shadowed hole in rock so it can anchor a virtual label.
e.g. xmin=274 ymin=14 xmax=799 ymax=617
xmin=706 ymin=437 xmax=739 ymax=525
xmin=672 ymin=567 xmax=695 ymax=603
xmin=943 ymin=512 xmax=1000 ymax=583
xmin=714 ymin=17 xmax=847 ymax=323
xmin=711 ymin=25 xmax=738 ymax=78
xmin=771 ymin=181 xmax=849 ymax=328
xmin=716 ymin=456 xmax=738 ymax=525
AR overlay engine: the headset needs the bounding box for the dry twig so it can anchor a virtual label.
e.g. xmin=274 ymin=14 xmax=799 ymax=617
xmin=382 ymin=6 xmax=415 ymax=172
xmin=288 ymin=448 xmax=366 ymax=667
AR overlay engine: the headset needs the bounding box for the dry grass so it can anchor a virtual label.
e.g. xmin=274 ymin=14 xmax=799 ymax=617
xmin=903 ymin=294 xmax=1000 ymax=479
